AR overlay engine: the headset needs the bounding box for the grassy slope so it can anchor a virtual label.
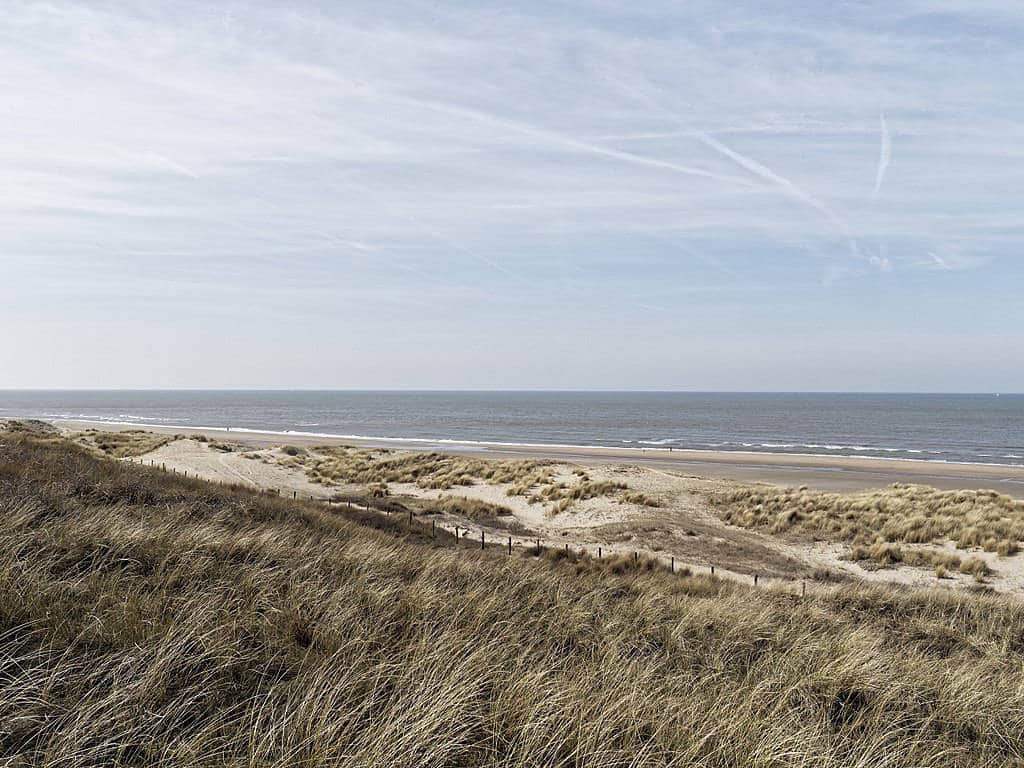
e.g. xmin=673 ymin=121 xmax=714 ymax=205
xmin=2 ymin=435 xmax=1024 ymax=766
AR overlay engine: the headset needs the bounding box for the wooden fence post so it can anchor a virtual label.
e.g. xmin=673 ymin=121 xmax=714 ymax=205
xmin=671 ymin=556 xmax=675 ymax=573
xmin=802 ymin=580 xmax=806 ymax=598
xmin=293 ymin=491 xmax=297 ymax=499
xmin=455 ymin=526 xmax=459 ymax=544
xmin=633 ymin=552 xmax=638 ymax=564
xmin=711 ymin=565 xmax=715 ymax=575
xmin=408 ymin=509 xmax=413 ymax=525
xmin=597 ymin=546 xmax=602 ymax=559
xmin=754 ymin=574 xmax=759 ymax=586
xmin=507 ymin=536 xmax=512 ymax=555
xmin=431 ymin=520 xmax=436 ymax=538
xmin=480 ymin=531 xmax=485 ymax=550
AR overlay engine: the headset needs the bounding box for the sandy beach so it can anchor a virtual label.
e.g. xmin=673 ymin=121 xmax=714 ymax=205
xmin=53 ymin=418 xmax=1024 ymax=497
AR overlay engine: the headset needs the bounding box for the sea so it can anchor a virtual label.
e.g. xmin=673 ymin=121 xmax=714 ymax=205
xmin=1 ymin=391 xmax=1022 ymax=467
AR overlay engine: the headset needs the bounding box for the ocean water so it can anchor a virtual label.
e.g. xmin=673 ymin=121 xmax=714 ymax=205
xmin=1 ymin=391 xmax=1022 ymax=467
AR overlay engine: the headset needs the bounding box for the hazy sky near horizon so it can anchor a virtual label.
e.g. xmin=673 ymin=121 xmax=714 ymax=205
xmin=3 ymin=1 xmax=1023 ymax=391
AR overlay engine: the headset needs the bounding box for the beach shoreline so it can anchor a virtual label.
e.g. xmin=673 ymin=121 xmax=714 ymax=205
xmin=48 ymin=418 xmax=1024 ymax=496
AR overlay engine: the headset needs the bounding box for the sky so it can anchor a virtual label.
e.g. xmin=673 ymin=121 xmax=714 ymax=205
xmin=2 ymin=0 xmax=1023 ymax=391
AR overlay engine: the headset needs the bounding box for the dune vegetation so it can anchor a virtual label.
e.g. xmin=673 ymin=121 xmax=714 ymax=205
xmin=70 ymin=428 xmax=182 ymax=458
xmin=714 ymin=483 xmax=1024 ymax=568
xmin=3 ymin=432 xmax=1024 ymax=766
xmin=284 ymin=445 xmax=554 ymax=489
xmin=0 ymin=418 xmax=59 ymax=435
xmin=430 ymin=495 xmax=537 ymax=535
xmin=53 ymin=427 xmax=241 ymax=460
xmin=267 ymin=445 xmax=658 ymax=512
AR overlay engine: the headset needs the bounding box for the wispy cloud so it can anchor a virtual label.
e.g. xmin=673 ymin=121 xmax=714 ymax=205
xmin=1 ymin=0 xmax=1021 ymax=388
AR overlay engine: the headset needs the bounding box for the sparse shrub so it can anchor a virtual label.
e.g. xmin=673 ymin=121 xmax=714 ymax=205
xmin=869 ymin=541 xmax=903 ymax=565
xmin=622 ymin=492 xmax=662 ymax=507
xmin=959 ymin=557 xmax=991 ymax=579
xmin=433 ymin=495 xmax=513 ymax=519
xmin=998 ymin=539 xmax=1019 ymax=556
xmin=909 ymin=547 xmax=958 ymax=567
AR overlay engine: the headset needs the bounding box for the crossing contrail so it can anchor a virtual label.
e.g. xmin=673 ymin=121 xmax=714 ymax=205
xmin=293 ymin=64 xmax=760 ymax=190
xmin=393 ymin=93 xmax=761 ymax=189
xmin=600 ymin=72 xmax=867 ymax=263
xmin=693 ymin=132 xmax=863 ymax=262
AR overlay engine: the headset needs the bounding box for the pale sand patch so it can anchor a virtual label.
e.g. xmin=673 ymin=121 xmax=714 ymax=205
xmin=134 ymin=440 xmax=329 ymax=499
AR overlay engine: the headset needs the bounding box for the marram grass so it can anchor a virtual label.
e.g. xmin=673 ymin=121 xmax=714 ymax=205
xmin=2 ymin=434 xmax=1024 ymax=766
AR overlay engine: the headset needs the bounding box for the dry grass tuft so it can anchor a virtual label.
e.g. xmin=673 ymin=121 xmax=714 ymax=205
xmin=432 ymin=494 xmax=515 ymax=519
xmin=431 ymin=495 xmax=536 ymax=535
xmin=959 ymin=556 xmax=992 ymax=580
xmin=622 ymin=491 xmax=662 ymax=507
xmin=850 ymin=543 xmax=963 ymax=571
xmin=7 ymin=435 xmax=1024 ymax=766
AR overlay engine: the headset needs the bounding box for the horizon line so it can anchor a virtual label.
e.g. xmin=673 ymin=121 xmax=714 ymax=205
xmin=1 ymin=388 xmax=1021 ymax=396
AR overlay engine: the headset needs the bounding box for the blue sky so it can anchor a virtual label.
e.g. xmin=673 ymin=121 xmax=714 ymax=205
xmin=2 ymin=1 xmax=1023 ymax=390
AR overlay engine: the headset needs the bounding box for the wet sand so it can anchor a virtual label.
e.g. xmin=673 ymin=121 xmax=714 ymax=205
xmin=53 ymin=419 xmax=1024 ymax=497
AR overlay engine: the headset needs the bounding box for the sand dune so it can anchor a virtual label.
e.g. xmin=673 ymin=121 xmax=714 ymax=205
xmin=93 ymin=424 xmax=1024 ymax=595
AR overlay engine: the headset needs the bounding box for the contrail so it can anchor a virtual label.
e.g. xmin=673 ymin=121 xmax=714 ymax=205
xmin=653 ymin=236 xmax=741 ymax=279
xmin=290 ymin=65 xmax=759 ymax=190
xmin=872 ymin=111 xmax=891 ymax=200
xmin=332 ymin=175 xmax=526 ymax=282
xmin=693 ymin=132 xmax=862 ymax=261
xmin=138 ymin=150 xmax=201 ymax=179
xmin=390 ymin=93 xmax=761 ymax=189
xmin=600 ymin=72 xmax=866 ymax=262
